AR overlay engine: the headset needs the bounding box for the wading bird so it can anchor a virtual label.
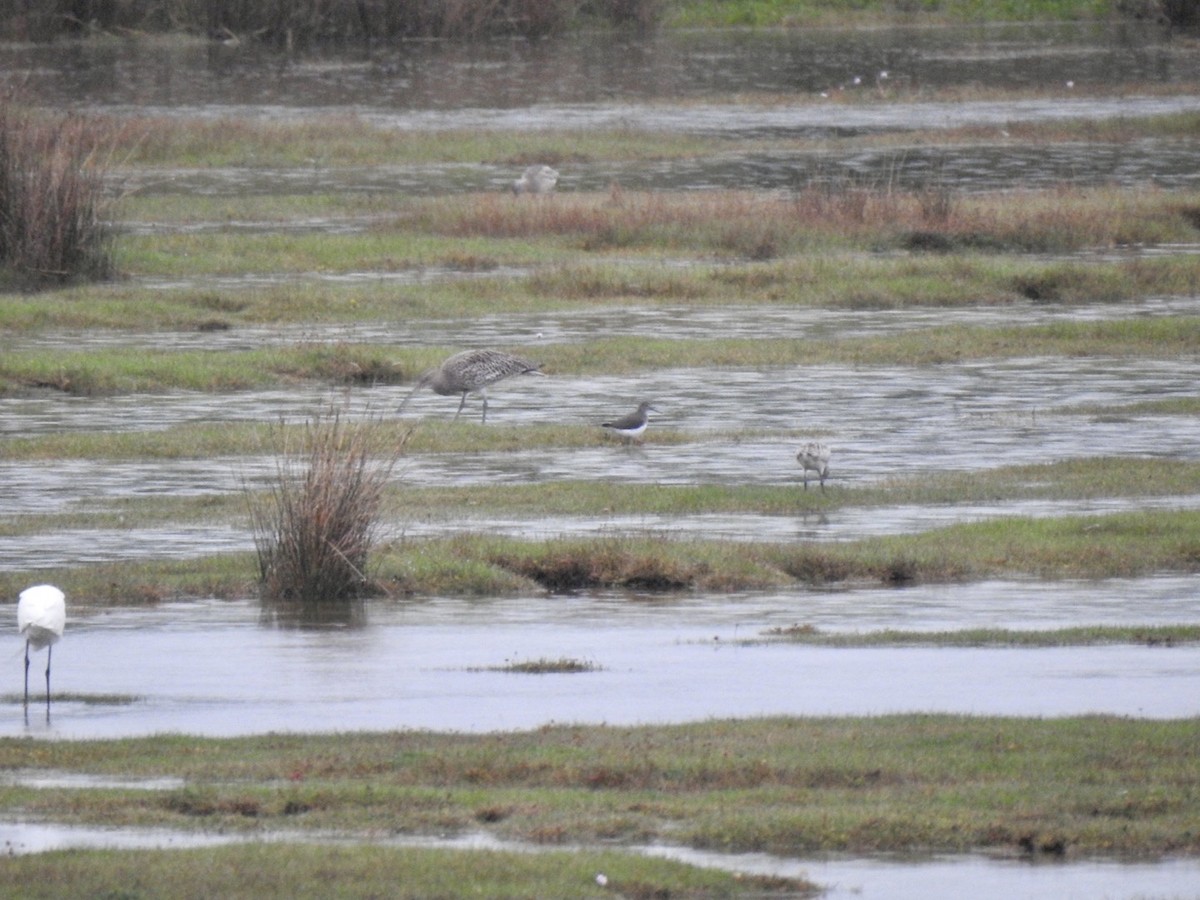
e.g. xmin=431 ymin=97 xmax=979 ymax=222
xmin=602 ymin=401 xmax=658 ymax=445
xmin=398 ymin=349 xmax=543 ymax=423
xmin=511 ymin=164 xmax=559 ymax=196
xmin=17 ymin=584 xmax=65 ymax=710
xmin=797 ymin=442 xmax=831 ymax=491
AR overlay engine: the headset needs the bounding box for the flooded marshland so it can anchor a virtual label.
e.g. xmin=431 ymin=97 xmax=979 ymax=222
xmin=3 ymin=20 xmax=1200 ymax=894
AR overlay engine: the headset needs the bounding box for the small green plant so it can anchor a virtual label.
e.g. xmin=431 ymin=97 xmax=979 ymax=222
xmin=250 ymin=407 xmax=404 ymax=606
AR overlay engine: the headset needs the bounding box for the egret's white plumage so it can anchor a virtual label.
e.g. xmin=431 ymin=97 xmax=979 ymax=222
xmin=511 ymin=164 xmax=559 ymax=196
xmin=602 ymin=401 xmax=658 ymax=444
xmin=18 ymin=584 xmax=65 ymax=708
xmin=398 ymin=348 xmax=543 ymax=423
xmin=797 ymin=442 xmax=831 ymax=491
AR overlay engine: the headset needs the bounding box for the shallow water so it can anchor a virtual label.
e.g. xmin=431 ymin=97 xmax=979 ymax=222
xmin=5 ymin=582 xmax=1198 ymax=740
xmin=14 ymin=23 xmax=1196 ymax=111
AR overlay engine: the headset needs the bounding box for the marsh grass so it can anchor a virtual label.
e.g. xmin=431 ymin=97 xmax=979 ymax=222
xmin=0 ymin=716 xmax=1195 ymax=859
xmin=250 ymin=408 xmax=404 ymax=605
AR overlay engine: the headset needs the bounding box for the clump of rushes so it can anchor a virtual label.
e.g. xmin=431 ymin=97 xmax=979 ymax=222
xmin=250 ymin=407 xmax=405 ymax=607
xmin=0 ymin=95 xmax=117 ymax=284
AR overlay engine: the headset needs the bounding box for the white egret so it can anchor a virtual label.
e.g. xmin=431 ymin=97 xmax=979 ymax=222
xmin=17 ymin=584 xmax=65 ymax=709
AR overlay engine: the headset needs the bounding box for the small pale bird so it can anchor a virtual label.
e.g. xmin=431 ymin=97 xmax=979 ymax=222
xmin=398 ymin=348 xmax=543 ymax=423
xmin=797 ymin=442 xmax=831 ymax=491
xmin=602 ymin=401 xmax=658 ymax=444
xmin=17 ymin=584 xmax=66 ymax=709
xmin=511 ymin=164 xmax=559 ymax=196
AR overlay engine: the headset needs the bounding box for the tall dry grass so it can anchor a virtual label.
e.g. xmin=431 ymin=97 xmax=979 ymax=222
xmin=0 ymin=98 xmax=117 ymax=283
xmin=250 ymin=408 xmax=403 ymax=606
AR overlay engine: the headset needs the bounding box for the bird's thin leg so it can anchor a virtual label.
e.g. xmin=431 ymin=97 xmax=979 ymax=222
xmin=23 ymin=641 xmax=30 ymax=708
xmin=454 ymin=392 xmax=468 ymax=421
xmin=397 ymin=382 xmax=422 ymax=414
xmin=45 ymin=643 xmax=52 ymax=708
xmin=480 ymin=390 xmax=489 ymax=424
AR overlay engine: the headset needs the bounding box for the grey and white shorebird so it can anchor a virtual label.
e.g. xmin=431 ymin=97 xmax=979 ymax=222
xmin=17 ymin=584 xmax=65 ymax=710
xmin=602 ymin=401 xmax=658 ymax=444
xmin=796 ymin=442 xmax=831 ymax=491
xmin=398 ymin=348 xmax=543 ymax=423
xmin=511 ymin=164 xmax=559 ymax=196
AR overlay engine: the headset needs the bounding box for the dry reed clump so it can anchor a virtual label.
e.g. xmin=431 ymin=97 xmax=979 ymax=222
xmin=250 ymin=409 xmax=403 ymax=605
xmin=0 ymin=97 xmax=118 ymax=284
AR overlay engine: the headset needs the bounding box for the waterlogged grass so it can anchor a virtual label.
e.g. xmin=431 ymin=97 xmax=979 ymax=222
xmin=4 ymin=247 xmax=1198 ymax=336
xmin=4 ymin=505 xmax=1199 ymax=604
xmin=0 ymin=716 xmax=1196 ymax=859
xmin=4 ymin=312 xmax=1200 ymax=395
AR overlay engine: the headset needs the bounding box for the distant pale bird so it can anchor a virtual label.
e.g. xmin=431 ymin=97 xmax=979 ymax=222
xmin=797 ymin=442 xmax=831 ymax=491
xmin=17 ymin=584 xmax=65 ymax=709
xmin=511 ymin=164 xmax=559 ymax=196
xmin=602 ymin=401 xmax=658 ymax=444
xmin=398 ymin=349 xmax=543 ymax=423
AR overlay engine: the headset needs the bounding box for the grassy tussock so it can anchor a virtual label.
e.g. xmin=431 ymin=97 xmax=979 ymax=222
xmin=0 ymin=100 xmax=120 ymax=284
xmin=250 ymin=410 xmax=403 ymax=605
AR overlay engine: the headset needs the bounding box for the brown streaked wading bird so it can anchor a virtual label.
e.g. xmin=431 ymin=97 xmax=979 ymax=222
xmin=797 ymin=442 xmax=831 ymax=491
xmin=602 ymin=401 xmax=658 ymax=445
xmin=398 ymin=349 xmax=543 ymax=423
